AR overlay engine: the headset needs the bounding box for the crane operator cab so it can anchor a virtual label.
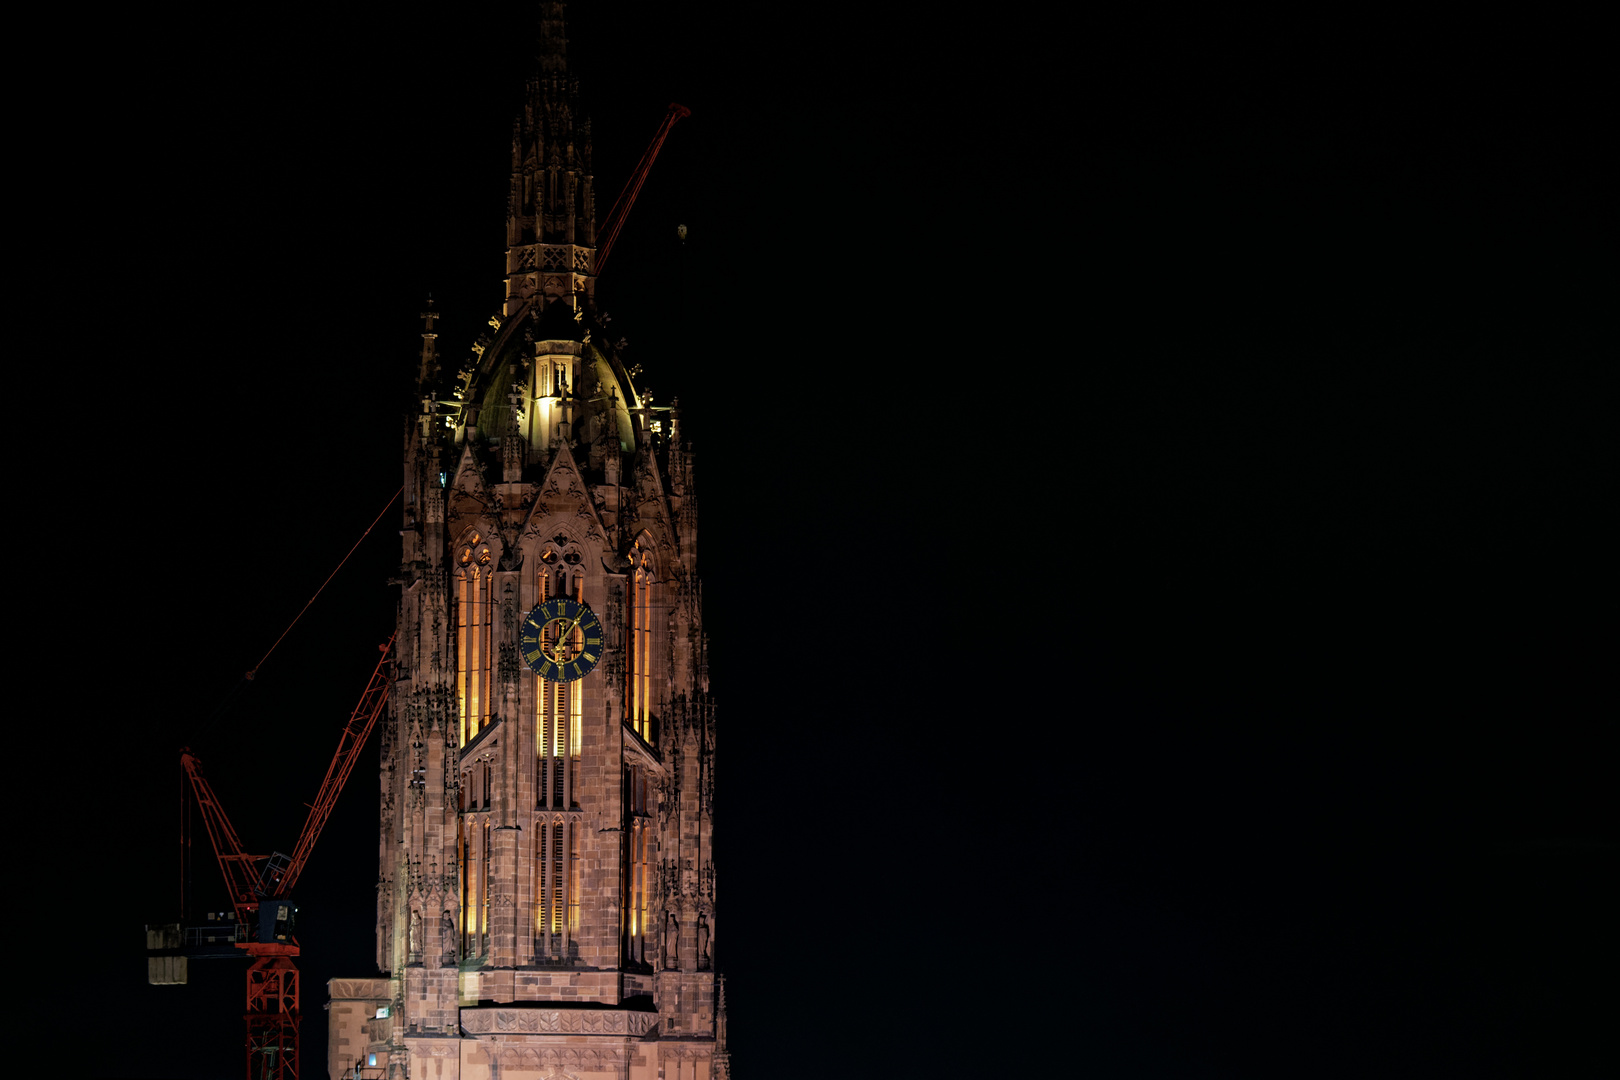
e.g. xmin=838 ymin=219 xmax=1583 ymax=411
xmin=259 ymin=900 xmax=298 ymax=944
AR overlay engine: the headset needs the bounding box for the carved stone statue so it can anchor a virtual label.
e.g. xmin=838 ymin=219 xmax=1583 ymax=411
xmin=441 ymin=909 xmax=458 ymax=966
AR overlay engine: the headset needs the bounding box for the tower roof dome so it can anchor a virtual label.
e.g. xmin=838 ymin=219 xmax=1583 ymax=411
xmin=454 ymin=297 xmax=639 ymax=459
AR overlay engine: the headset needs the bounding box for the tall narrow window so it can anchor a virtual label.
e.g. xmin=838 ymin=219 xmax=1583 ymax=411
xmin=480 ymin=820 xmax=491 ymax=957
xmin=538 ymin=678 xmax=574 ymax=809
xmin=534 ymin=821 xmax=572 ymax=961
xmin=459 ymin=816 xmax=471 ymax=955
xmin=460 ymin=813 xmax=486 ymax=958
xmin=624 ymin=766 xmax=654 ymax=967
xmin=550 ymin=822 xmax=565 ymax=938
xmin=541 ymin=835 xmax=554 ymax=958
xmin=629 ymin=821 xmax=643 ymax=962
xmin=641 ymin=826 xmax=652 ymax=964
xmin=627 ymin=537 xmax=655 ymax=743
xmin=554 ymin=695 xmax=567 ymax=806
xmin=567 ymin=826 xmax=580 ymax=936
xmin=536 ymin=541 xmax=585 ymax=809
xmin=569 ymin=676 xmax=582 ymax=799
xmin=455 ymin=532 xmax=494 ymax=747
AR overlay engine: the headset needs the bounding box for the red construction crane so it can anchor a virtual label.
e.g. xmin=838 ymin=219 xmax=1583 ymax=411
xmin=594 ymin=102 xmax=690 ymax=278
xmin=147 ymin=103 xmax=689 ymax=1080
xmin=160 ymin=634 xmax=396 ymax=1080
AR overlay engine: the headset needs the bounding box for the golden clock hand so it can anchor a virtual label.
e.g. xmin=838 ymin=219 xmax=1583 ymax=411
xmin=546 ymin=616 xmax=580 ymax=660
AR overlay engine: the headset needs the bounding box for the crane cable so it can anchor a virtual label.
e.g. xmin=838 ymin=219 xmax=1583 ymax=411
xmin=245 ymin=486 xmax=403 ymax=682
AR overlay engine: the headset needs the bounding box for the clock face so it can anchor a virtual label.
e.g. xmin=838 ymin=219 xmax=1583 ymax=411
xmin=519 ymin=597 xmax=604 ymax=682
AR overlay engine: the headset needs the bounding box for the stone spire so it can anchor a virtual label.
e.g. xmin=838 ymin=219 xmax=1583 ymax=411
xmin=713 ymin=974 xmax=732 ymax=1080
xmin=536 ymin=0 xmax=568 ymax=73
xmin=505 ymin=1 xmax=596 ymax=316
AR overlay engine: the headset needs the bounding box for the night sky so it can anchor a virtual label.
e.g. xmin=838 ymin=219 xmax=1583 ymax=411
xmin=43 ymin=6 xmax=1610 ymax=1078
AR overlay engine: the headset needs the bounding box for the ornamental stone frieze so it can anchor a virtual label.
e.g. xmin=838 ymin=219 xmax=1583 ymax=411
xmin=402 ymin=1037 xmax=459 ymax=1058
xmin=509 ymin=243 xmax=592 ymax=274
xmin=494 ymin=1046 xmax=628 ymax=1072
xmin=329 ymin=977 xmax=391 ymax=999
xmin=460 ymin=1005 xmax=659 ymax=1037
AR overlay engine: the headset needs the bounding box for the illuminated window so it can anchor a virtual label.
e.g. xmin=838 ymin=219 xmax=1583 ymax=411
xmin=626 ymin=536 xmax=656 ymax=743
xmin=624 ymin=765 xmax=654 ymax=967
xmin=568 ymin=827 xmax=580 ymax=935
xmin=536 ymin=542 xmax=584 ymax=810
xmin=454 ymin=530 xmax=494 ymax=747
xmin=480 ymin=820 xmax=491 ymax=957
xmin=549 ymin=824 xmax=564 ymax=937
xmin=534 ymin=820 xmax=574 ymax=962
xmin=537 ymin=540 xmax=584 ymax=604
xmin=532 ymin=538 xmax=588 ymax=966
xmin=458 ymin=814 xmax=490 ymax=958
xmin=458 ymin=816 xmax=470 ymax=954
xmin=536 ymin=678 xmax=581 ymax=809
xmin=531 ymin=830 xmax=542 ymax=956
xmin=638 ymin=822 xmax=651 ymax=965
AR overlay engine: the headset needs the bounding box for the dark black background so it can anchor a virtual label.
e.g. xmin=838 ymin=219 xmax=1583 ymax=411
xmin=37 ymin=4 xmax=1611 ymax=1077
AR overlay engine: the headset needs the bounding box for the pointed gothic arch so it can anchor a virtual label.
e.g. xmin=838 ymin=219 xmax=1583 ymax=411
xmin=529 ymin=523 xmax=592 ymax=824
xmin=451 ymin=524 xmax=501 ymax=747
xmin=531 ymin=529 xmax=589 ymax=604
xmin=531 ymin=810 xmax=580 ymax=964
xmin=626 ymin=530 xmax=661 ymax=744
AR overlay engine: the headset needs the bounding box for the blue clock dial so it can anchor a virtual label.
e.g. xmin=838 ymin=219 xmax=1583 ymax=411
xmin=519 ymin=598 xmax=604 ymax=682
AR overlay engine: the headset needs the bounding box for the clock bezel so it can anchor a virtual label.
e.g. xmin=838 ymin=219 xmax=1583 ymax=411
xmin=519 ymin=597 xmax=605 ymax=682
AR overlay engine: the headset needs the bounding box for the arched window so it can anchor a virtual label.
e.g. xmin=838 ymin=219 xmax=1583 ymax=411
xmin=536 ymin=539 xmax=584 ymax=809
xmin=458 ymin=815 xmax=470 ymax=954
xmin=454 ymin=530 xmax=495 ymax=747
xmin=481 ymin=819 xmax=491 ymax=958
xmin=536 ymin=539 xmax=583 ymax=604
xmin=624 ymin=765 xmax=654 ymax=967
xmin=458 ymin=807 xmax=491 ymax=959
xmin=533 ymin=818 xmax=576 ymax=962
xmin=626 ymin=536 xmax=656 ymax=743
xmin=568 ymin=827 xmax=580 ymax=937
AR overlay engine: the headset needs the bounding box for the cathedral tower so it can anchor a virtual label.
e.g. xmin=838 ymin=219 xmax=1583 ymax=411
xmin=326 ymin=7 xmax=727 ymax=1078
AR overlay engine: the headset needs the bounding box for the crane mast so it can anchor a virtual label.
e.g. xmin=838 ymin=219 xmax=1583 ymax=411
xmin=153 ymin=635 xmax=396 ymax=1080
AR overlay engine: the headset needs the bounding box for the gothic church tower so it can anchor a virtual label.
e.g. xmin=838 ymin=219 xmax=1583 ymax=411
xmin=327 ymin=7 xmax=727 ymax=1078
